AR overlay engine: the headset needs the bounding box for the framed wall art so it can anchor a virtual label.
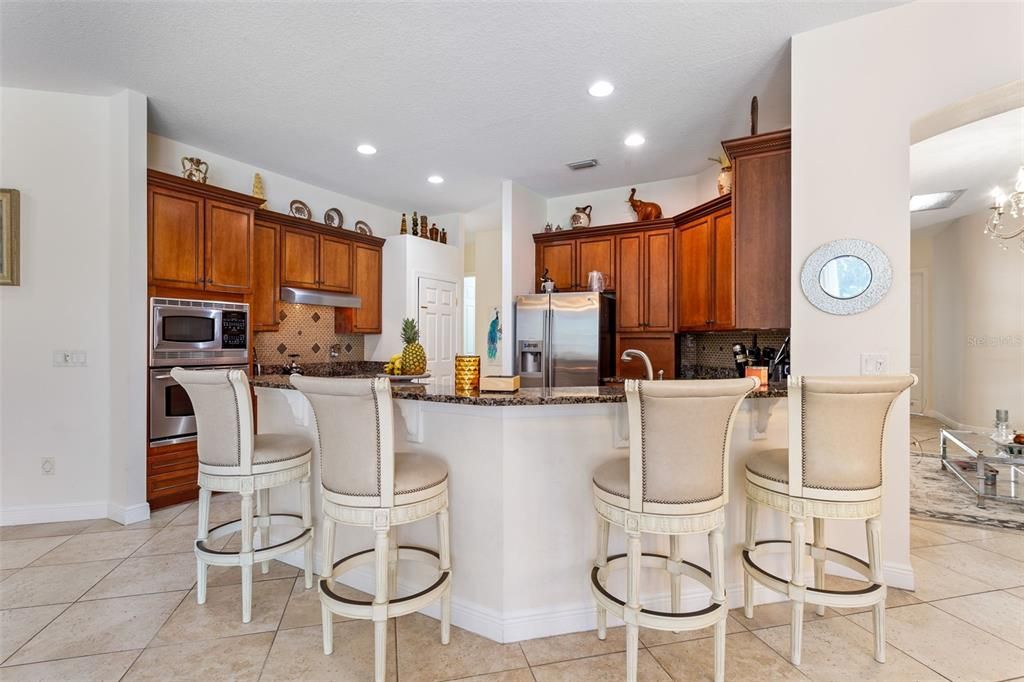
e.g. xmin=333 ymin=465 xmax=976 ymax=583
xmin=0 ymin=188 xmax=20 ymax=286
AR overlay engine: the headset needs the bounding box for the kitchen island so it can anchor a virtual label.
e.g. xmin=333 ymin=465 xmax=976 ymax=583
xmin=253 ymin=377 xmax=803 ymax=643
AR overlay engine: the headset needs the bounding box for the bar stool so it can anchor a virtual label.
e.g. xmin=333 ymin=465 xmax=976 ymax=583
xmin=171 ymin=368 xmax=314 ymax=623
xmin=291 ymin=376 xmax=451 ymax=682
xmin=591 ymin=377 xmax=759 ymax=682
xmin=742 ymin=375 xmax=916 ymax=666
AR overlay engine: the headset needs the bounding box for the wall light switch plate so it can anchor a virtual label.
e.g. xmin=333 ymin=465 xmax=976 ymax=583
xmin=861 ymin=353 xmax=889 ymax=375
xmin=53 ymin=350 xmax=87 ymax=367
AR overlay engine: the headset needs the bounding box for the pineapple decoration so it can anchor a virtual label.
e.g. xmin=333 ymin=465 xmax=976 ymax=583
xmin=252 ymin=173 xmax=268 ymax=209
xmin=400 ymin=318 xmax=427 ymax=375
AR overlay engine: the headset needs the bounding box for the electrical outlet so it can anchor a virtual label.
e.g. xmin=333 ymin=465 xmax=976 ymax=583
xmin=41 ymin=457 xmax=56 ymax=476
xmin=860 ymin=353 xmax=889 ymax=375
xmin=53 ymin=350 xmax=87 ymax=367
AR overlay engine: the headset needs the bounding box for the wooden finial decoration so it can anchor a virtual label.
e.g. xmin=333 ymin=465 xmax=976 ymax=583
xmin=750 ymin=96 xmax=759 ymax=136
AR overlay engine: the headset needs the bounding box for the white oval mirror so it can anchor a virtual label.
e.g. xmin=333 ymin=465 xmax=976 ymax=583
xmin=818 ymin=255 xmax=872 ymax=300
xmin=801 ymin=239 xmax=892 ymax=315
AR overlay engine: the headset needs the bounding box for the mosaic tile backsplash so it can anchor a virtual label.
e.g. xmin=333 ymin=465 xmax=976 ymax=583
xmin=254 ymin=303 xmax=365 ymax=365
xmin=679 ymin=330 xmax=790 ymax=373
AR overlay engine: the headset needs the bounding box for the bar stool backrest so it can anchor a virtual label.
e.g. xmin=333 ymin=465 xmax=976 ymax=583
xmin=290 ymin=376 xmax=396 ymax=507
xmin=789 ymin=375 xmax=917 ymax=498
xmin=170 ymin=368 xmax=254 ymax=472
xmin=625 ymin=378 xmax=758 ymax=514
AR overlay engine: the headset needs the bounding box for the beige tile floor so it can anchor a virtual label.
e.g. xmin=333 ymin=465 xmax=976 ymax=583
xmin=2 ymin=499 xmax=1022 ymax=681
xmin=911 ymin=414 xmax=946 ymax=456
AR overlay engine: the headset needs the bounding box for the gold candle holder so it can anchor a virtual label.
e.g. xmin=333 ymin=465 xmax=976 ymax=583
xmin=454 ymin=355 xmax=481 ymax=394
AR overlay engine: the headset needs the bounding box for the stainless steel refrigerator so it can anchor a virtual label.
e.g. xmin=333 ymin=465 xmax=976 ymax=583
xmin=514 ymin=292 xmax=615 ymax=388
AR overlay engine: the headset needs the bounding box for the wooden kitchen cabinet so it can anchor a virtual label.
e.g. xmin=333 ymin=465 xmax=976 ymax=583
xmin=677 ymin=206 xmax=734 ymax=331
xmin=148 ymin=170 xmax=262 ymax=295
xmin=536 ymin=240 xmax=576 ymax=292
xmin=576 ymin=235 xmax=615 ymax=291
xmin=252 ymin=221 xmax=280 ymax=331
xmin=615 ymin=333 xmax=676 ymax=380
xmin=616 ymin=228 xmax=674 ymax=332
xmin=339 ymin=243 xmax=382 ymax=334
xmin=281 ymin=227 xmax=354 ymax=293
xmin=147 ymin=440 xmax=199 ymax=509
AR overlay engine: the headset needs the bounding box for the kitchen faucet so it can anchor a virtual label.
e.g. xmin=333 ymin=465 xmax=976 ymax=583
xmin=620 ymin=349 xmax=655 ymax=381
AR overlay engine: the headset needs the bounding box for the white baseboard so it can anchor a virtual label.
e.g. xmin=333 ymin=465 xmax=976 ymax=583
xmin=923 ymin=409 xmax=986 ymax=433
xmin=0 ymin=501 xmax=110 ymax=526
xmin=107 ymin=502 xmax=151 ymax=526
xmin=0 ymin=500 xmax=151 ymax=527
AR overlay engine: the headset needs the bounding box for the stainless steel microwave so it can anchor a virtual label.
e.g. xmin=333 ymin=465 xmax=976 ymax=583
xmin=150 ymin=297 xmax=249 ymax=367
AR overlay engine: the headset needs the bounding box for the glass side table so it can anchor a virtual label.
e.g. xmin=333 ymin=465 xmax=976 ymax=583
xmin=939 ymin=429 xmax=1024 ymax=508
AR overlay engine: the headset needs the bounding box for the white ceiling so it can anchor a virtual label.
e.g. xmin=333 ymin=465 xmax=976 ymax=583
xmin=1 ymin=1 xmax=896 ymax=214
xmin=910 ymin=107 xmax=1024 ymax=229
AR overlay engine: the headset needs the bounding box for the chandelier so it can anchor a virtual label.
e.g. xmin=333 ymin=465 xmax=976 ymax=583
xmin=986 ymin=165 xmax=1024 ymax=253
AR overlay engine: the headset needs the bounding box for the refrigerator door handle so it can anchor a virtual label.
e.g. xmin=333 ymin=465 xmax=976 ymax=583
xmin=546 ymin=304 xmax=553 ymax=388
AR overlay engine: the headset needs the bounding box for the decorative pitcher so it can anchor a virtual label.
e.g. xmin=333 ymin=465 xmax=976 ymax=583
xmin=181 ymin=157 xmax=209 ymax=184
xmin=571 ymin=205 xmax=592 ymax=229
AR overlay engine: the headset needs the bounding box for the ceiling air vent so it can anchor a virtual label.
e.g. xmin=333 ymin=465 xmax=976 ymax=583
xmin=566 ymin=159 xmax=599 ymax=171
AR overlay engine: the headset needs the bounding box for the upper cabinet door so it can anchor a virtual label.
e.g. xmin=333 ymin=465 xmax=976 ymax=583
xmin=252 ymin=222 xmax=279 ymax=331
xmin=643 ymin=228 xmax=674 ymax=331
xmin=576 ymin=236 xmax=615 ymax=291
xmin=319 ymin=235 xmax=353 ymax=293
xmin=280 ymin=228 xmax=319 ymax=288
xmin=352 ymin=244 xmax=382 ymax=333
xmin=536 ymin=241 xmax=575 ymax=292
xmin=710 ymin=209 xmax=735 ymax=330
xmin=676 ymin=218 xmax=712 ymax=331
xmin=616 ymin=233 xmax=644 ymax=331
xmin=204 ymin=200 xmax=254 ymax=294
xmin=149 ymin=186 xmax=204 ymax=289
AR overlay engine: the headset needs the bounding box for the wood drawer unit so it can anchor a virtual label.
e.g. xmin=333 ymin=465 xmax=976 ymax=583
xmin=146 ymin=440 xmax=199 ymax=509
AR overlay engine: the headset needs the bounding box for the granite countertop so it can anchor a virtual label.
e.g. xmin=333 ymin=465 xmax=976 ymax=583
xmin=252 ymin=374 xmax=786 ymax=404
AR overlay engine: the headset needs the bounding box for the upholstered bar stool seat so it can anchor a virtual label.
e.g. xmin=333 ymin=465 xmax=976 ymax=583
xmin=292 ymin=376 xmax=451 ymax=682
xmin=591 ymin=378 xmax=759 ymax=682
xmin=742 ymin=375 xmax=916 ymax=667
xmin=171 ymin=368 xmax=315 ymax=624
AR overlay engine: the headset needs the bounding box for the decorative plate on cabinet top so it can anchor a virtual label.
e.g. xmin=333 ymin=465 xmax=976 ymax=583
xmin=289 ymin=200 xmax=312 ymax=220
xmin=323 ymin=207 xmax=344 ymax=229
xmin=354 ymin=220 xmax=373 ymax=235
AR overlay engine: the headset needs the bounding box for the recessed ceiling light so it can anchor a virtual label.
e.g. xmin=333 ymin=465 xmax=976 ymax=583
xmin=356 ymin=144 xmax=377 ymax=155
xmin=909 ymin=189 xmax=965 ymax=212
xmin=624 ymin=133 xmax=645 ymax=147
xmin=588 ymin=81 xmax=614 ymax=97
xmin=427 ymin=175 xmax=444 ymax=184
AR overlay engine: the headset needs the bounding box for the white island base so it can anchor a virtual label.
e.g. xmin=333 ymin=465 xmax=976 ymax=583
xmin=255 ymin=385 xmax=910 ymax=643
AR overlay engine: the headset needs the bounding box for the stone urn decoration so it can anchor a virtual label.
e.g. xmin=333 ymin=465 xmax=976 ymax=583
xmin=570 ymin=205 xmax=592 ymax=229
xmin=709 ymin=154 xmax=733 ymax=196
xmin=181 ymin=157 xmax=209 ymax=184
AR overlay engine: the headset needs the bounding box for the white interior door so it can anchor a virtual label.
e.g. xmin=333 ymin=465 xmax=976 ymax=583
xmin=910 ymin=270 xmax=926 ymax=414
xmin=418 ymin=277 xmax=457 ymax=391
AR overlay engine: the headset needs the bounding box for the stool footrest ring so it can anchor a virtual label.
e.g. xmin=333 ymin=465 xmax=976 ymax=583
xmin=591 ymin=552 xmax=725 ymax=632
xmin=742 ymin=539 xmax=884 ymax=609
xmin=195 ymin=513 xmax=312 ymax=567
xmin=320 ymin=545 xmax=451 ymax=621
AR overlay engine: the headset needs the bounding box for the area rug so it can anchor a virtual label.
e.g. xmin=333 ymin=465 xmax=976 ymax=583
xmin=909 ymin=452 xmax=1024 ymax=531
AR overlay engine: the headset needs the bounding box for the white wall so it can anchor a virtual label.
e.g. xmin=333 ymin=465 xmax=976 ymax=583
xmin=501 ymin=181 xmax=547 ymax=373
xmin=914 ymin=210 xmax=1023 ymax=430
xmin=545 ymin=169 xmax=721 ymax=228
xmin=0 ymin=87 xmax=149 ymax=524
xmin=473 ymin=230 xmax=503 ymax=375
xmin=149 ymin=134 xmax=403 ymax=238
xmin=792 ymin=2 xmax=1024 ymax=584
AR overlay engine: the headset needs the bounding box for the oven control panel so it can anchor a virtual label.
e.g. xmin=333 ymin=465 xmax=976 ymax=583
xmin=221 ymin=311 xmax=248 ymax=349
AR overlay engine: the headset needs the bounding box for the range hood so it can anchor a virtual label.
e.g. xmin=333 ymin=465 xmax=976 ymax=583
xmin=280 ymin=287 xmax=362 ymax=308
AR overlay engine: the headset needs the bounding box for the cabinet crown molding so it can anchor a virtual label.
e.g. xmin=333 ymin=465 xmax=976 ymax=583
xmin=147 ymin=169 xmax=266 ymax=209
xmin=256 ymin=208 xmax=386 ymax=247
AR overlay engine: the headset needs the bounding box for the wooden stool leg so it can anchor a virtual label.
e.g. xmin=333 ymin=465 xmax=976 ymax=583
xmin=670 ymin=534 xmax=683 ymax=618
xmin=813 ymin=517 xmax=826 ymax=616
xmin=388 ymin=527 xmax=399 ymax=598
xmin=196 ymin=488 xmax=211 ymax=605
xmin=625 ymin=530 xmax=642 ymax=682
xmin=595 ymin=516 xmax=610 ymax=640
xmin=789 ymin=516 xmax=806 ymax=666
xmin=438 ymin=508 xmax=451 ymax=645
xmin=300 ymin=476 xmax=313 ymax=589
xmin=240 ymin=491 xmax=255 ymax=624
xmin=867 ymin=516 xmax=885 ymax=663
xmin=321 ymin=516 xmax=336 ymax=655
xmin=256 ymin=489 xmax=270 ymax=574
xmin=373 ymin=528 xmax=391 ymax=682
xmin=743 ymin=498 xmax=758 ymax=618
xmin=709 ymin=527 xmax=726 ymax=682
